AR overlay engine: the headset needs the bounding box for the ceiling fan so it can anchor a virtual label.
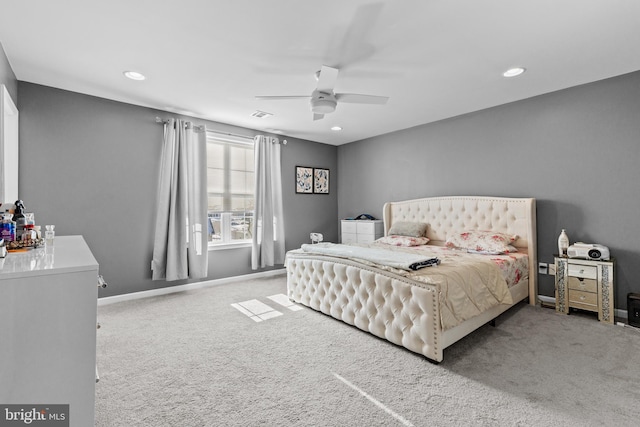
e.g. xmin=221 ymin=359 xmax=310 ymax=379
xmin=256 ymin=65 xmax=389 ymax=120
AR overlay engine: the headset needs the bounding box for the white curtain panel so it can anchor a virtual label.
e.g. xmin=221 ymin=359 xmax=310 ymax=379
xmin=152 ymin=119 xmax=208 ymax=281
xmin=252 ymin=136 xmax=285 ymax=270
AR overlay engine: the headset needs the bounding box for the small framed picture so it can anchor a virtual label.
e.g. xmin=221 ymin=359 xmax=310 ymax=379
xmin=295 ymin=166 xmax=313 ymax=193
xmin=313 ymin=168 xmax=329 ymax=194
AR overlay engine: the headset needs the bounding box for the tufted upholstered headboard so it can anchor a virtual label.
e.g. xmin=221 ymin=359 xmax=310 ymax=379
xmin=383 ymin=196 xmax=538 ymax=303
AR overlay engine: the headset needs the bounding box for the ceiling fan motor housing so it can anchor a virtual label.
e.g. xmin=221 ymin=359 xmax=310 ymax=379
xmin=311 ymin=91 xmax=337 ymax=114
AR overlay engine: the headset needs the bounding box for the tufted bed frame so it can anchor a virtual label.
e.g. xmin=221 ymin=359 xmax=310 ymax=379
xmin=286 ymin=196 xmax=537 ymax=362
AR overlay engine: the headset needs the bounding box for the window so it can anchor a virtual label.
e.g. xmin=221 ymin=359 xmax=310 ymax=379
xmin=206 ymin=133 xmax=254 ymax=246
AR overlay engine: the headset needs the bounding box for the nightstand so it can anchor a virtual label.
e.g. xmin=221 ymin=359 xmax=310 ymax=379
xmin=341 ymin=220 xmax=383 ymax=244
xmin=555 ymin=256 xmax=615 ymax=324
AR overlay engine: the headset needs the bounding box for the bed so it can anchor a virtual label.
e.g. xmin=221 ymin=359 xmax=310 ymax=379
xmin=285 ymin=196 xmax=537 ymax=363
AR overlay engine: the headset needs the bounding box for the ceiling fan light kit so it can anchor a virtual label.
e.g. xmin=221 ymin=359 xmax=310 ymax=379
xmin=311 ymin=97 xmax=337 ymax=114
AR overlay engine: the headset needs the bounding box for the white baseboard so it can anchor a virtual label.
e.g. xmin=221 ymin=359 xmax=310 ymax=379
xmin=537 ymin=294 xmax=627 ymax=320
xmin=98 ymin=281 xmax=630 ymax=321
xmin=98 ymin=268 xmax=287 ymax=306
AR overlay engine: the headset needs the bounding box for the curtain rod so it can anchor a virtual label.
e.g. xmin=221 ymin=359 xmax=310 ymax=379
xmin=155 ymin=117 xmax=205 ymax=132
xmin=155 ymin=117 xmax=287 ymax=144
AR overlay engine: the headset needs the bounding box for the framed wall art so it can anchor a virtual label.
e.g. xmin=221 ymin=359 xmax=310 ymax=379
xmin=313 ymin=168 xmax=329 ymax=194
xmin=295 ymin=166 xmax=313 ymax=193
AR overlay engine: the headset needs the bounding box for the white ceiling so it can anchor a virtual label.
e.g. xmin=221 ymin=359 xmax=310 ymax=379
xmin=1 ymin=1 xmax=640 ymax=145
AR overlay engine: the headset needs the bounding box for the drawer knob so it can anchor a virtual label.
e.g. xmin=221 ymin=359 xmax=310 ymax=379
xmin=580 ymin=295 xmax=586 ymax=301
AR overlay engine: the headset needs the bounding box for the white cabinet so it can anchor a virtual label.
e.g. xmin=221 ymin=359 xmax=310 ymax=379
xmin=341 ymin=220 xmax=384 ymax=244
xmin=0 ymin=236 xmax=99 ymax=426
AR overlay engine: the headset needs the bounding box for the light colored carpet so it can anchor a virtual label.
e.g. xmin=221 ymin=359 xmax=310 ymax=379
xmin=95 ymin=275 xmax=640 ymax=426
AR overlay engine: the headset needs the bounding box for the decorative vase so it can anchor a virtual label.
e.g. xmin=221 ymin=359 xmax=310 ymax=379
xmin=558 ymin=229 xmax=569 ymax=256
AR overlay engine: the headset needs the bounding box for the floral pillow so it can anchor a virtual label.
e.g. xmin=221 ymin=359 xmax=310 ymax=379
xmin=387 ymin=221 xmax=428 ymax=237
xmin=376 ymin=235 xmax=430 ymax=247
xmin=466 ymin=245 xmax=519 ymax=255
xmin=446 ymin=230 xmax=518 ymax=254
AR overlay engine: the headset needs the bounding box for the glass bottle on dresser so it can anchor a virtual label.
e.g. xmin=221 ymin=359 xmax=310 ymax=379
xmin=45 ymin=225 xmax=55 ymax=247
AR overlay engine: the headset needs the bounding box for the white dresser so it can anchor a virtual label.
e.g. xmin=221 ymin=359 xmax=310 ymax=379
xmin=0 ymin=236 xmax=99 ymax=426
xmin=341 ymin=219 xmax=384 ymax=244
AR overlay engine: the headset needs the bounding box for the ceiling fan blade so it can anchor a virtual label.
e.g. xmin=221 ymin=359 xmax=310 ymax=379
xmin=316 ymin=65 xmax=339 ymax=93
xmin=336 ymin=93 xmax=389 ymax=105
xmin=325 ymin=3 xmax=384 ymax=67
xmin=255 ymin=95 xmax=310 ymax=100
xmin=313 ymin=113 xmax=325 ymax=121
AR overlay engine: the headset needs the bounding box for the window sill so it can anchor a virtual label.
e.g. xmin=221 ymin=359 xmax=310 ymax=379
xmin=208 ymin=241 xmax=252 ymax=251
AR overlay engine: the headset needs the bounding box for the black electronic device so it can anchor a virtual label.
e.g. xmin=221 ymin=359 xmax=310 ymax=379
xmin=351 ymin=213 xmax=376 ymax=220
xmin=628 ymin=293 xmax=640 ymax=328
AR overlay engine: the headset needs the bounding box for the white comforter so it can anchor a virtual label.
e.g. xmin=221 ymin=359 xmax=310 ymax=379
xmin=300 ymin=243 xmax=438 ymax=271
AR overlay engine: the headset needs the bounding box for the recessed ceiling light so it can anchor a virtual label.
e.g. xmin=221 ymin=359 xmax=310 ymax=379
xmin=123 ymin=71 xmax=146 ymax=81
xmin=503 ymin=67 xmax=526 ymax=78
xmin=330 ymin=126 xmax=342 ymax=131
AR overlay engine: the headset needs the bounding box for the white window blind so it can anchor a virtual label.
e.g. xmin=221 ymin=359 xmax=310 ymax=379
xmin=206 ymin=133 xmax=254 ymax=246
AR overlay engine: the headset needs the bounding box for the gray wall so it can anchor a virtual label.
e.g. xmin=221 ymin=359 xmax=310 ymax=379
xmin=0 ymin=42 xmax=17 ymax=102
xmin=338 ymin=71 xmax=640 ymax=310
xmin=18 ymin=82 xmax=338 ymax=297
